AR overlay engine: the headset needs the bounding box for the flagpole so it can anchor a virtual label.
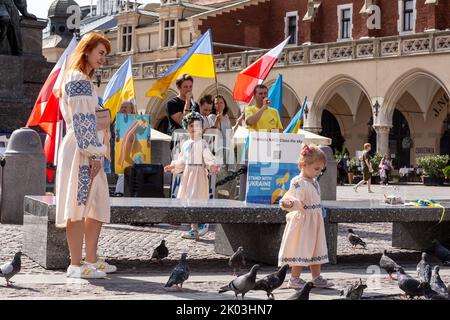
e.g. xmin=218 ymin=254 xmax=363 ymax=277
xmin=209 ymin=29 xmax=220 ymax=97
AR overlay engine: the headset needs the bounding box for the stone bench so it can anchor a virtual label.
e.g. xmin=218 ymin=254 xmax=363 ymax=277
xmin=23 ymin=196 xmax=450 ymax=269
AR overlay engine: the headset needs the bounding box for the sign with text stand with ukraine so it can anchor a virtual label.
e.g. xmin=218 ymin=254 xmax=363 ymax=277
xmin=246 ymin=132 xmax=304 ymax=204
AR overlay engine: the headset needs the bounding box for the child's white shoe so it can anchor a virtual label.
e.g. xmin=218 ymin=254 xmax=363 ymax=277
xmin=312 ymin=275 xmax=334 ymax=288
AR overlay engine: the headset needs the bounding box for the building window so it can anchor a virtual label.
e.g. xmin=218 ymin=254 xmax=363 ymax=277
xmin=122 ymin=26 xmax=132 ymax=52
xmin=341 ymin=9 xmax=351 ymax=39
xmin=403 ymin=0 xmax=414 ymax=32
xmin=337 ymin=4 xmax=353 ymax=41
xmin=398 ymin=0 xmax=416 ymax=34
xmin=285 ymin=12 xmax=298 ymax=45
xmin=164 ymin=20 xmax=176 ymax=47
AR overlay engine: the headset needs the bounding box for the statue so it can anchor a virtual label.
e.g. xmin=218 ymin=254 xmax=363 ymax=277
xmin=0 ymin=0 xmax=36 ymax=56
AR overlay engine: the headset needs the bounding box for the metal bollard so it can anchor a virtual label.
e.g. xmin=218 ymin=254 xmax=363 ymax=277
xmin=0 ymin=128 xmax=46 ymax=224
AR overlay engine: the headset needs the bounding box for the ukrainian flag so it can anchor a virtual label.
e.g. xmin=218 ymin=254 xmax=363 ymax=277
xmin=146 ymin=30 xmax=215 ymax=99
xmin=284 ymin=96 xmax=308 ymax=134
xmin=103 ymin=56 xmax=135 ymax=121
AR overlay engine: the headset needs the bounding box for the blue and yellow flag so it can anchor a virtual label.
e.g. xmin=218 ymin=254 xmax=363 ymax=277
xmin=146 ymin=30 xmax=215 ymax=99
xmin=103 ymin=57 xmax=135 ymax=121
xmin=284 ymin=96 xmax=308 ymax=134
xmin=268 ymin=74 xmax=283 ymax=119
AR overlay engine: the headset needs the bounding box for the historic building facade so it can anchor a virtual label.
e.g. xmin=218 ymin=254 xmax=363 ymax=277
xmin=66 ymin=0 xmax=450 ymax=167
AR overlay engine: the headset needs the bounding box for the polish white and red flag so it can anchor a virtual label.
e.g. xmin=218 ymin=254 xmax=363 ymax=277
xmin=232 ymin=37 xmax=290 ymax=103
xmin=26 ymin=36 xmax=78 ymax=181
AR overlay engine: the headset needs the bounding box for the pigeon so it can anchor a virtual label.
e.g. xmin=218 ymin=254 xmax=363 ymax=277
xmin=252 ymin=264 xmax=289 ymax=300
xmin=164 ymin=253 xmax=190 ymax=289
xmin=340 ymin=278 xmax=367 ymax=300
xmin=229 ymin=246 xmax=246 ymax=276
xmin=347 ymin=229 xmax=366 ymax=249
xmin=396 ymin=267 xmax=426 ymax=299
xmin=151 ymin=240 xmax=169 ymax=263
xmin=430 ymin=266 xmax=449 ymax=299
xmin=286 ymin=282 xmax=314 ymax=300
xmin=430 ymin=240 xmax=450 ymax=265
xmin=379 ymin=250 xmax=401 ymax=280
xmin=219 ymin=264 xmax=260 ymax=300
xmin=416 ymin=252 xmax=432 ymax=283
xmin=0 ymin=252 xmax=22 ymax=287
xmin=421 ymin=282 xmax=449 ymax=300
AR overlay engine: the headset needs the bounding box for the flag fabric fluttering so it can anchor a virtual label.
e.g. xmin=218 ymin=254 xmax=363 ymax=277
xmin=146 ymin=29 xmax=215 ymax=99
xmin=232 ymin=37 xmax=290 ymax=103
xmin=26 ymin=36 xmax=79 ymax=181
xmin=284 ymin=96 xmax=308 ymax=134
xmin=268 ymin=74 xmax=283 ymax=119
xmin=103 ymin=56 xmax=135 ymax=121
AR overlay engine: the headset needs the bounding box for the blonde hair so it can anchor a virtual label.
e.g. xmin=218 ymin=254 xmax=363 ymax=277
xmin=298 ymin=144 xmax=326 ymax=169
xmin=364 ymin=143 xmax=371 ymax=150
xmin=120 ymin=100 xmax=137 ymax=114
xmin=60 ymin=32 xmax=111 ymax=96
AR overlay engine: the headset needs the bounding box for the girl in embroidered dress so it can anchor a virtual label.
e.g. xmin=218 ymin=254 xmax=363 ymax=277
xmin=278 ymin=145 xmax=334 ymax=289
xmin=56 ymin=32 xmax=116 ymax=279
xmin=164 ymin=112 xmax=219 ymax=240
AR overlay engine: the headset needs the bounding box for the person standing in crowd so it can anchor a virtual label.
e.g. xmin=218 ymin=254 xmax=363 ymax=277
xmin=166 ymin=73 xmax=199 ymax=137
xmin=56 ymin=32 xmax=117 ymax=279
xmin=244 ymin=84 xmax=283 ymax=132
xmin=353 ymin=143 xmax=374 ymax=193
xmin=239 ymin=84 xmax=283 ymax=200
xmin=379 ymin=154 xmax=392 ymax=185
xmin=209 ymin=95 xmax=236 ymax=199
xmin=198 ymin=94 xmax=214 ymax=130
xmin=337 ymin=153 xmax=349 ymax=186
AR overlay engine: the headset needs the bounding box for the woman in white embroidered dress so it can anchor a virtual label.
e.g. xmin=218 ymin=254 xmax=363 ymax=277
xmin=278 ymin=145 xmax=334 ymax=289
xmin=56 ymin=32 xmax=116 ymax=279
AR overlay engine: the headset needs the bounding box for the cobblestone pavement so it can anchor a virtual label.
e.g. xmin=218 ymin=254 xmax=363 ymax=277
xmin=0 ymin=184 xmax=448 ymax=299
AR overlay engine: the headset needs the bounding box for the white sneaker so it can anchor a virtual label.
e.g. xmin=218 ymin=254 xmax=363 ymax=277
xmin=287 ymin=277 xmax=306 ymax=290
xmin=66 ymin=264 xmax=106 ymax=279
xmin=198 ymin=224 xmax=209 ymax=236
xmin=89 ymin=259 xmax=117 ymax=273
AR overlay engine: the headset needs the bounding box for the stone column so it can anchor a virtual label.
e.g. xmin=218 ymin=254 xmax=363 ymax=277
xmin=373 ymin=125 xmax=391 ymax=156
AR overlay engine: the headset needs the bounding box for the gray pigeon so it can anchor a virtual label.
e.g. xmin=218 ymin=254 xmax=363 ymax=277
xmin=347 ymin=229 xmax=366 ymax=249
xmin=286 ymin=282 xmax=314 ymax=300
xmin=164 ymin=253 xmax=190 ymax=289
xmin=219 ymin=264 xmax=260 ymax=300
xmin=421 ymin=282 xmax=449 ymax=300
xmin=430 ymin=240 xmax=450 ymax=265
xmin=229 ymin=246 xmax=246 ymax=276
xmin=430 ymin=266 xmax=449 ymax=299
xmin=379 ymin=250 xmax=401 ymax=280
xmin=340 ymin=278 xmax=367 ymax=300
xmin=151 ymin=240 xmax=169 ymax=263
xmin=0 ymin=252 xmax=22 ymax=287
xmin=252 ymin=264 xmax=289 ymax=299
xmin=396 ymin=267 xmax=426 ymax=299
xmin=416 ymin=252 xmax=432 ymax=283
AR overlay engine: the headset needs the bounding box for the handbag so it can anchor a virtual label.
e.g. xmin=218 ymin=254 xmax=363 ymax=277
xmin=96 ymin=108 xmax=111 ymax=131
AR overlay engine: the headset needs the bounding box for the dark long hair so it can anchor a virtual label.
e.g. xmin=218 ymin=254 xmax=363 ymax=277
xmin=212 ymin=95 xmax=229 ymax=115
